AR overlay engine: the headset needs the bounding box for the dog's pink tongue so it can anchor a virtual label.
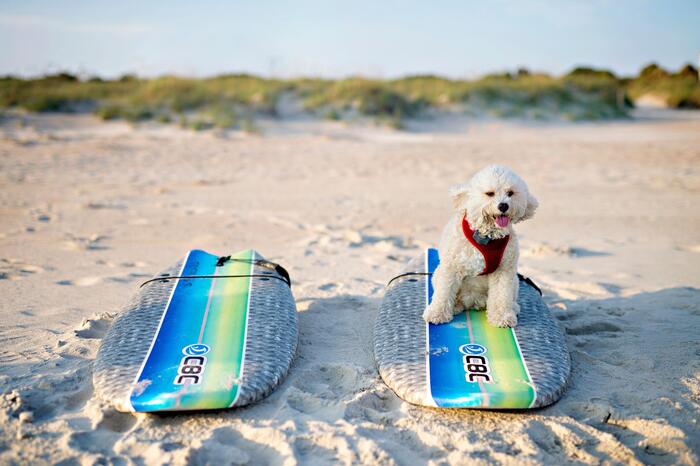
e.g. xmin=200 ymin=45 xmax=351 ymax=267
xmin=496 ymin=215 xmax=510 ymax=228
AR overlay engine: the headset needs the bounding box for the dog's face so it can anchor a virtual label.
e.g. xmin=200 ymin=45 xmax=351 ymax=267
xmin=450 ymin=165 xmax=538 ymax=238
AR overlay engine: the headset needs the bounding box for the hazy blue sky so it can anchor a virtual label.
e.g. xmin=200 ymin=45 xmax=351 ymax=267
xmin=1 ymin=0 xmax=698 ymax=78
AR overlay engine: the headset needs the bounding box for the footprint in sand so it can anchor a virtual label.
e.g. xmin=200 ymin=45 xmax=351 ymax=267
xmin=56 ymin=276 xmax=103 ymax=287
xmin=522 ymin=242 xmax=609 ymax=259
xmin=62 ymin=233 xmax=109 ymax=251
xmin=188 ymin=426 xmax=286 ymax=465
xmin=314 ymin=364 xmax=368 ymax=397
xmin=0 ymin=258 xmax=45 ymax=280
xmin=285 ymin=364 xmax=370 ymax=416
xmin=29 ymin=209 xmax=52 ymax=223
xmin=57 ymin=272 xmax=149 ymax=287
xmin=84 ymin=201 xmax=128 ymax=210
xmin=106 ymin=272 xmax=151 ymax=283
xmin=95 ymin=409 xmax=137 ymax=433
xmin=74 ymin=314 xmax=114 ymax=339
xmin=284 ymin=387 xmax=334 ymax=415
xmin=118 ymin=261 xmax=149 ymax=268
xmin=94 ymin=260 xmax=149 ymax=269
xmin=344 ymin=386 xmax=401 ymax=423
xmin=566 ymin=322 xmax=623 ymax=336
xmin=293 ymin=437 xmax=338 ymax=465
xmin=300 ymin=226 xmax=420 ymax=255
xmin=540 ymin=278 xmax=623 ymax=300
xmin=347 ymin=230 xmax=419 ymax=251
xmin=677 ymin=244 xmax=700 ymax=253
xmin=66 ymin=429 xmax=121 ymax=454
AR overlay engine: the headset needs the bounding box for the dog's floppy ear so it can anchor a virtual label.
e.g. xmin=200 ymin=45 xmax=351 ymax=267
xmin=522 ymin=191 xmax=539 ymax=220
xmin=449 ymin=182 xmax=469 ymax=210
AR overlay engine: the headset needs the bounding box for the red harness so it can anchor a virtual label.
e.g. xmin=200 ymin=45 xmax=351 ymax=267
xmin=462 ymin=216 xmax=510 ymax=275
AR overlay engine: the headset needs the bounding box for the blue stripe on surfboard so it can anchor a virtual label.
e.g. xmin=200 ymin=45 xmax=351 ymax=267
xmin=130 ymin=250 xmax=219 ymax=411
xmin=426 ymin=248 xmax=487 ymax=407
xmin=427 ymin=247 xmax=439 ymax=302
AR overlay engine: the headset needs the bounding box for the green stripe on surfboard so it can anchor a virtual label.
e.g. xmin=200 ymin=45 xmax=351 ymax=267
xmin=467 ymin=309 xmax=535 ymax=407
xmin=175 ymin=250 xmax=255 ymax=409
xmin=196 ymin=249 xmax=254 ymax=409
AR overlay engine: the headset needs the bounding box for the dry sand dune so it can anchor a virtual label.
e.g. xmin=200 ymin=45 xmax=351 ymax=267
xmin=0 ymin=112 xmax=699 ymax=465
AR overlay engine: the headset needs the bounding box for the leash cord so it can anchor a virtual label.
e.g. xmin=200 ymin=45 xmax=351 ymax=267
xmin=139 ymin=255 xmax=292 ymax=288
xmin=140 ymin=273 xmax=290 ymax=288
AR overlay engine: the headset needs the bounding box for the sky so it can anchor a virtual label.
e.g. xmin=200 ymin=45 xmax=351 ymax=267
xmin=1 ymin=0 xmax=699 ymax=79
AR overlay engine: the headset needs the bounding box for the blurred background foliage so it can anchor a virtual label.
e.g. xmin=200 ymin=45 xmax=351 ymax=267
xmin=1 ymin=62 xmax=697 ymax=129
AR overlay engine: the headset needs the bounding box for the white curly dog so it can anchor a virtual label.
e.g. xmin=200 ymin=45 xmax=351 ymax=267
xmin=422 ymin=165 xmax=538 ymax=327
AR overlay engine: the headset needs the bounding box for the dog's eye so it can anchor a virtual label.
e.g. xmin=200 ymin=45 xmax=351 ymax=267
xmin=507 ymin=190 xmax=514 ymax=197
xmin=485 ymin=191 xmax=495 ymax=197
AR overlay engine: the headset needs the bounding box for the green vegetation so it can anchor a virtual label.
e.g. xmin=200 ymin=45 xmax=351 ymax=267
xmin=1 ymin=64 xmax=697 ymax=130
xmin=289 ymin=71 xmax=631 ymax=122
xmin=299 ymin=78 xmax=428 ymax=119
xmin=0 ymin=73 xmax=287 ymax=129
xmin=626 ymin=63 xmax=700 ymax=108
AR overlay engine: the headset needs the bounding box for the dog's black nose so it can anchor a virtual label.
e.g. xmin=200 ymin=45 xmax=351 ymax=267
xmin=498 ymin=202 xmax=509 ymax=213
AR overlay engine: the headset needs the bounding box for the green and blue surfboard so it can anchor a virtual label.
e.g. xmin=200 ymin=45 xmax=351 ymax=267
xmin=130 ymin=249 xmax=255 ymax=411
xmin=375 ymin=247 xmax=569 ymax=409
xmin=93 ymin=249 xmax=299 ymax=413
xmin=425 ymin=248 xmax=536 ymax=408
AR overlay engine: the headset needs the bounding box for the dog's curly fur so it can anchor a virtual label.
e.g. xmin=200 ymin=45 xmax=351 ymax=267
xmin=422 ymin=165 xmax=538 ymax=327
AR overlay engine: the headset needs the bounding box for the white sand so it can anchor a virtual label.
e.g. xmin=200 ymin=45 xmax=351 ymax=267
xmin=0 ymin=111 xmax=698 ymax=465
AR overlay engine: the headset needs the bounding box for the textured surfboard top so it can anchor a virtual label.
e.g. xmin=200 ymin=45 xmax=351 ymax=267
xmin=93 ymin=249 xmax=298 ymax=412
xmin=374 ymin=248 xmax=570 ymax=409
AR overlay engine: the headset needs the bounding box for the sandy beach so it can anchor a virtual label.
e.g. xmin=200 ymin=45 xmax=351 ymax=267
xmin=0 ymin=111 xmax=699 ymax=465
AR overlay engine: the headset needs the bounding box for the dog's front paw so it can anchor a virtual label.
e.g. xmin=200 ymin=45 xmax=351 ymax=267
xmin=423 ymin=303 xmax=455 ymax=324
xmin=487 ymin=310 xmax=518 ymax=328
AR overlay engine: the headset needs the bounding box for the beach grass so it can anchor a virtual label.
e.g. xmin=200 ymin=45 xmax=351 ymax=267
xmin=292 ymin=71 xmax=632 ymax=123
xmin=626 ymin=63 xmax=700 ymax=108
xmin=1 ymin=64 xmax=697 ymax=128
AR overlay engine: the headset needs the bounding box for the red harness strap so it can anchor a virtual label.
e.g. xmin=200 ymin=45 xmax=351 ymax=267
xmin=462 ymin=216 xmax=510 ymax=275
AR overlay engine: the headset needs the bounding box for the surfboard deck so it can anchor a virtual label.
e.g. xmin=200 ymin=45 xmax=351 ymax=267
xmin=93 ymin=249 xmax=298 ymax=413
xmin=374 ymin=248 xmax=570 ymax=409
